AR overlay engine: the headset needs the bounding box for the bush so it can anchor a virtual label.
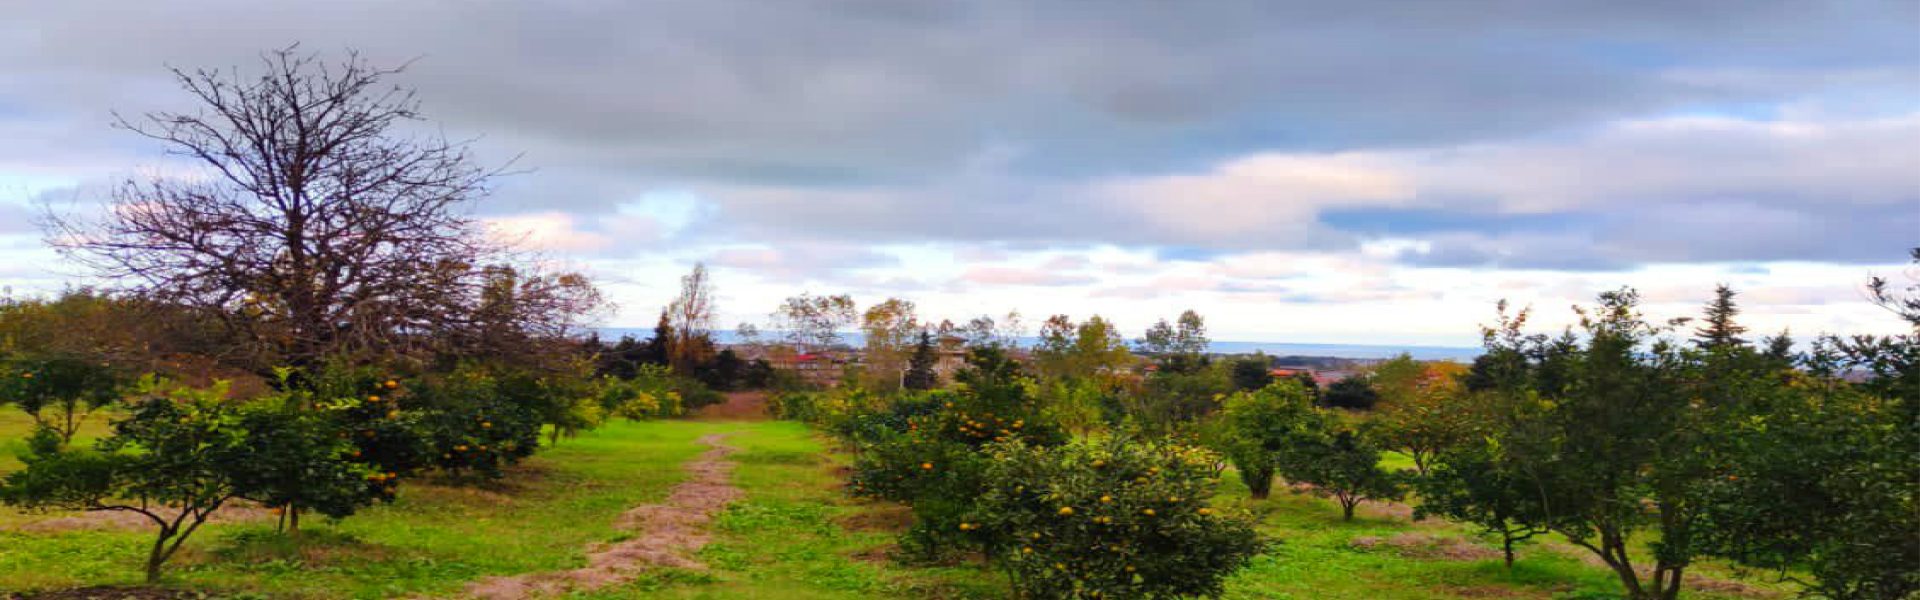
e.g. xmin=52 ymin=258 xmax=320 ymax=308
xmin=970 ymin=438 xmax=1267 ymax=599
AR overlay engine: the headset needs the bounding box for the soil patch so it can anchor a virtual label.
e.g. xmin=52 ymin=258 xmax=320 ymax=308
xmin=691 ymin=392 xmax=768 ymax=421
xmin=1351 ymin=532 xmax=1503 ymax=561
xmin=3 ymin=502 xmax=274 ymax=534
xmin=464 ymin=433 xmax=743 ymax=599
xmin=833 ymin=504 xmax=914 ymax=533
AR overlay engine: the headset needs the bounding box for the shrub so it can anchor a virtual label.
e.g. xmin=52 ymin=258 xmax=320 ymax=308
xmin=970 ymin=438 xmax=1267 ymax=599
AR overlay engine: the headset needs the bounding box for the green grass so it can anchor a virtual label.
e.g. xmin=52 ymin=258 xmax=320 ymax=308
xmin=576 ymin=420 xmax=1003 ymax=600
xmin=2 ymin=418 xmax=731 ymax=597
xmin=1 ymin=414 xmax=1791 ymax=599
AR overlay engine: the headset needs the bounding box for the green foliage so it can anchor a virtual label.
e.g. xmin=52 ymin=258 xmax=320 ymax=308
xmin=1227 ymin=356 xmax=1274 ymax=392
xmin=0 ymin=354 xmax=128 ymax=445
xmin=1 ymin=381 xmax=249 ymax=582
xmin=405 ymin=366 xmax=543 ymax=480
xmin=1697 ymin=341 xmax=1918 ymax=600
xmin=1210 ymin=380 xmax=1321 ymax=499
xmin=1125 ymin=361 xmax=1231 ymax=437
xmin=1414 ymin=423 xmax=1550 ymax=567
xmin=1319 ymin=375 xmax=1379 ymax=410
xmin=846 ymin=376 xmax=1068 ymax=560
xmin=226 ymin=389 xmax=383 ymax=530
xmin=1279 ymin=427 xmax=1405 ymax=521
xmin=597 ymin=365 xmax=688 ymax=421
xmin=971 ymin=438 xmax=1266 ymax=599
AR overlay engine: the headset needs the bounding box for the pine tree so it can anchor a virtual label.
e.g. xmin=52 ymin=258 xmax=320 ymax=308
xmin=903 ymin=331 xmax=939 ymax=390
xmin=1692 ymin=284 xmax=1748 ymax=350
xmin=645 ymin=310 xmax=675 ymax=366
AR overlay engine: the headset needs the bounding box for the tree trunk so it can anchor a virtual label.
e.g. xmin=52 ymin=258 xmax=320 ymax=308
xmin=1244 ymin=467 xmax=1273 ymax=500
xmin=1502 ymin=534 xmax=1515 ymax=568
xmin=145 ymin=527 xmax=175 ymax=583
xmin=1341 ymin=498 xmax=1357 ymax=521
xmin=288 ymin=506 xmax=301 ymax=534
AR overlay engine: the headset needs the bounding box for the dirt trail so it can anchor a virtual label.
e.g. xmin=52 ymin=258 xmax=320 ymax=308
xmin=465 ymin=432 xmax=743 ymax=600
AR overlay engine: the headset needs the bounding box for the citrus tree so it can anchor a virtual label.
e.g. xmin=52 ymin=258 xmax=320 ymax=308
xmin=1210 ymin=379 xmax=1321 ymax=499
xmin=969 ymin=438 xmax=1267 ymax=599
xmin=1 ymin=381 xmax=242 ymax=583
xmin=1279 ymin=427 xmax=1405 ymax=521
xmin=0 ymin=354 xmax=128 ymax=445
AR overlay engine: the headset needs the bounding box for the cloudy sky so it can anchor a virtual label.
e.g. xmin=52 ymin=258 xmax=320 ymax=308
xmin=2 ymin=1 xmax=1916 ymax=346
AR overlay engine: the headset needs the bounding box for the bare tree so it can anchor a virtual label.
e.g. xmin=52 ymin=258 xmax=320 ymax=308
xmin=48 ymin=47 xmax=593 ymax=368
xmin=666 ymin=263 xmax=716 ymax=373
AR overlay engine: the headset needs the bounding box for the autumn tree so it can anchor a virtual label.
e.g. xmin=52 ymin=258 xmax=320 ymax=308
xmin=48 ymin=47 xmax=597 ymax=370
xmin=861 ymin=298 xmax=920 ymax=391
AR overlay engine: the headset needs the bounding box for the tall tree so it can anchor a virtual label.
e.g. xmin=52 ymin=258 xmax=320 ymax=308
xmin=903 ymin=331 xmax=939 ymax=391
xmin=772 ymin=293 xmax=857 ymax=352
xmin=50 ymin=47 xmax=595 ymax=368
xmin=1138 ymin=310 xmax=1210 ymax=373
xmin=1692 ymin=284 xmax=1749 ymax=350
xmin=666 ymin=263 xmax=716 ymax=374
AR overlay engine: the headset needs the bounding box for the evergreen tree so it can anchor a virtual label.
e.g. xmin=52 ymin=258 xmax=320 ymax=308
xmin=644 ymin=310 xmax=674 ymax=366
xmin=1692 ymin=284 xmax=1748 ymax=349
xmin=1229 ymin=356 xmax=1274 ymax=391
xmin=904 ymin=331 xmax=939 ymax=391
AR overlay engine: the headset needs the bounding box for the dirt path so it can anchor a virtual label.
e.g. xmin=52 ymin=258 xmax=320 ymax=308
xmin=465 ymin=433 xmax=743 ymax=600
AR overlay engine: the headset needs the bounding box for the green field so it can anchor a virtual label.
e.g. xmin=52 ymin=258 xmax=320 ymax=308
xmin=0 ymin=412 xmax=1787 ymax=599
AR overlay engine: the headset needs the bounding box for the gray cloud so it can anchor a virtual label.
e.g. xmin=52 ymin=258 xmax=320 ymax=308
xmin=0 ymin=1 xmax=1914 ymax=285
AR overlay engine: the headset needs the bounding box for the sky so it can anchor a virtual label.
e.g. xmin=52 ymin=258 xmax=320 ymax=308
xmin=1 ymin=1 xmax=1916 ymax=347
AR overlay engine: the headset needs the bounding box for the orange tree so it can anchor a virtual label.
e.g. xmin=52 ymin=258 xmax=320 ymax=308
xmin=1209 ymin=379 xmax=1321 ymax=499
xmin=849 ymin=350 xmax=1069 ymax=558
xmin=406 ymin=366 xmax=542 ymax=480
xmin=1278 ymin=426 xmax=1405 ymax=521
xmin=0 ymin=353 xmax=129 ymax=446
xmin=968 ymin=438 xmax=1266 ymax=599
xmin=1 ymin=379 xmax=363 ymax=582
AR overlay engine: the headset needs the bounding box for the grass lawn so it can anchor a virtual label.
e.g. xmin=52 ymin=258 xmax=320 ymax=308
xmin=2 ymin=413 xmax=1790 ymax=599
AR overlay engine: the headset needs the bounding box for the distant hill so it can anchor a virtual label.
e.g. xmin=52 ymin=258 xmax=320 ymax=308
xmin=591 ymin=328 xmax=1482 ymax=362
